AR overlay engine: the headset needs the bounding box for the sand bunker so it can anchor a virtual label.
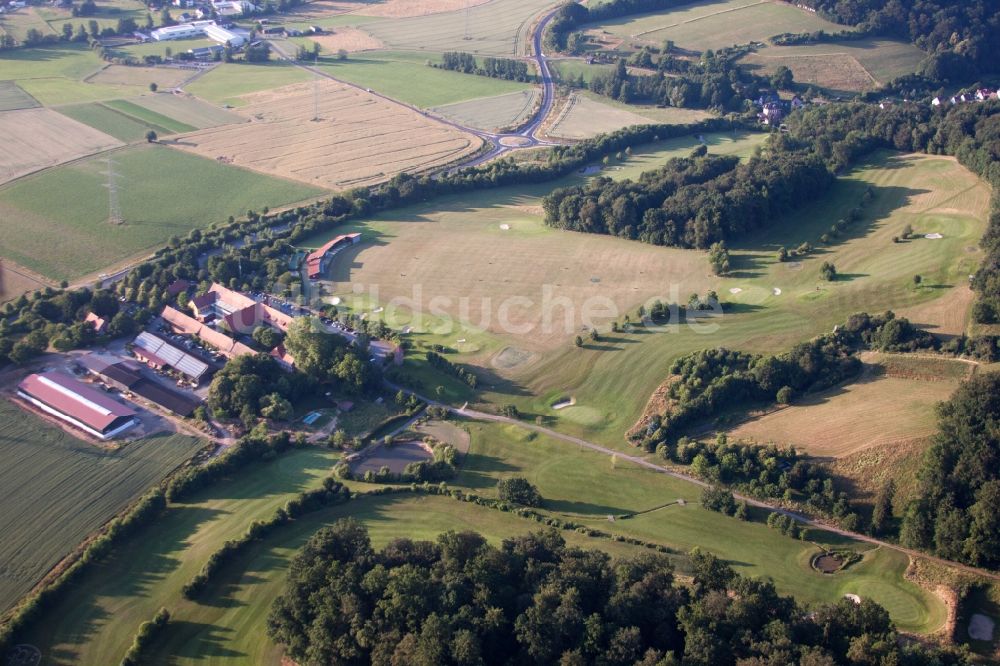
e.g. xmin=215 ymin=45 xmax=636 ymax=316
xmin=969 ymin=614 xmax=995 ymax=641
xmin=552 ymin=396 xmax=576 ymax=410
xmin=925 ymin=233 xmax=943 ymax=239
xmin=844 ymin=594 xmax=862 ymax=604
xmin=729 ymin=287 xmax=743 ymax=294
xmin=772 ymin=287 xmax=782 ymax=296
xmin=499 ymin=223 xmax=510 ymax=230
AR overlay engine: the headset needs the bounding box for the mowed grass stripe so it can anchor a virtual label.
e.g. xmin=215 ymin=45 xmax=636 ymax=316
xmin=103 ymin=98 xmax=197 ymax=134
xmin=0 ymin=80 xmax=40 ymax=111
xmin=0 ymin=398 xmax=205 ymax=613
xmin=55 ymin=101 xmax=162 ymax=142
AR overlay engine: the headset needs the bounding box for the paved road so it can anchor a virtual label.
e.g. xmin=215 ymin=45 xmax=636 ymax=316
xmin=387 ymin=381 xmax=1000 ymax=583
xmin=266 ymin=1 xmax=571 ymax=170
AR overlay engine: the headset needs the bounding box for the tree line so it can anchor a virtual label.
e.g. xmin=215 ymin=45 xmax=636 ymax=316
xmin=542 ymin=149 xmax=833 ymax=248
xmin=433 ymin=52 xmax=535 ymax=82
xmin=267 ymin=519 xmax=966 ymax=665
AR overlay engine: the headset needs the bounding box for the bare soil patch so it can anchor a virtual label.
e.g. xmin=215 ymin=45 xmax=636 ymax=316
xmin=172 ymin=79 xmax=481 ymax=189
xmin=309 ymin=27 xmax=384 ymax=52
xmin=351 ymin=440 xmax=431 ymax=474
xmin=0 ymin=108 xmax=121 ymax=185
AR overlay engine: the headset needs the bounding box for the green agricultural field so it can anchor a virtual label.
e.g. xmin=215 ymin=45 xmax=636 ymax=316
xmin=455 ymin=420 xmax=946 ymax=633
xmin=0 ymin=43 xmax=129 ymax=104
xmin=358 ymin=0 xmax=554 ymax=56
xmin=55 ymin=101 xmax=174 ymax=142
xmin=589 ymin=0 xmax=844 ymax=53
xmin=37 ymin=0 xmax=154 ymax=41
xmin=183 ymin=61 xmax=313 ymax=106
xmin=0 ymin=80 xmax=39 ymax=111
xmin=0 ymin=397 xmax=205 ymax=614
xmin=313 ymin=51 xmax=533 ymax=108
xmin=739 ymin=38 xmax=926 ymax=95
xmin=19 ymin=446 xmax=342 ymax=665
xmin=0 ymin=144 xmax=325 ymax=281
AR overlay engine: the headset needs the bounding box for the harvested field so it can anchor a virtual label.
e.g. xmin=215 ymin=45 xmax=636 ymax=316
xmin=284 ymin=0 xmax=491 ymax=18
xmin=739 ymin=38 xmax=925 ymax=95
xmin=0 ymin=258 xmax=50 ymax=303
xmin=127 ymin=92 xmax=245 ymax=129
xmin=359 ymin=0 xmax=555 ymax=56
xmin=593 ymin=0 xmax=844 ymax=53
xmin=726 ymin=354 xmax=967 ymax=459
xmin=0 ymin=107 xmax=121 ymax=185
xmin=0 ymin=397 xmax=205 ymax=614
xmin=309 ymin=26 xmax=384 ymax=51
xmin=174 ymin=79 xmax=482 ymax=189
xmin=432 ymin=89 xmax=540 ymax=131
xmin=830 ymin=438 xmax=928 ymax=509
xmin=548 ymin=92 xmax=711 ymax=139
xmin=86 ymin=64 xmax=192 ymax=90
xmin=0 ymin=81 xmax=39 ymax=111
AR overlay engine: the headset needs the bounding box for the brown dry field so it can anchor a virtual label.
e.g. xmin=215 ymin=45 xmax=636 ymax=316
xmin=0 ymin=108 xmax=121 ymax=185
xmin=172 ymin=80 xmax=482 ymax=189
xmin=327 ymin=204 xmax=714 ymax=352
xmin=741 ymin=52 xmax=874 ymax=94
xmin=726 ymin=353 xmax=969 ymax=459
xmin=548 ymin=93 xmax=710 ymax=140
xmin=289 ymin=0 xmax=491 ymax=18
xmin=86 ymin=65 xmax=193 ymax=90
xmin=830 ymin=437 xmax=928 ymax=509
xmin=897 ymin=283 xmax=975 ymax=337
xmin=310 ymin=27 xmax=384 ymax=52
xmin=0 ymin=258 xmax=50 ymax=303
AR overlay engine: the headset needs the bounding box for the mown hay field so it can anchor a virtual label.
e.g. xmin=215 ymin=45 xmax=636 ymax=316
xmin=358 ymin=0 xmax=555 ymax=56
xmin=739 ymin=38 xmax=926 ymax=95
xmin=432 ymin=88 xmax=540 ymax=131
xmin=548 ymin=91 xmax=712 ymax=139
xmin=0 ymin=107 xmax=121 ymax=185
xmin=281 ymin=0 xmax=493 ymax=20
xmin=0 ymin=397 xmax=205 ymax=614
xmin=0 ymin=81 xmax=38 ymax=111
xmin=725 ymin=353 xmax=971 ymax=458
xmin=130 ymin=92 xmax=245 ymax=129
xmin=593 ymin=0 xmax=844 ymax=52
xmin=183 ymin=61 xmax=313 ymax=106
xmin=0 ymin=144 xmax=324 ymax=281
xmin=311 ymin=50 xmax=533 ymax=107
xmin=86 ymin=64 xmax=192 ymax=91
xmin=0 ymin=259 xmax=50 ymax=304
xmin=174 ymin=79 xmax=482 ymax=190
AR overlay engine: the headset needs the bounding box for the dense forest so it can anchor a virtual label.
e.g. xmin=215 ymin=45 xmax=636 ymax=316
xmin=899 ymin=373 xmax=1000 ymax=569
xmin=542 ymin=149 xmax=833 ymax=247
xmin=267 ymin=520 xmax=966 ymax=665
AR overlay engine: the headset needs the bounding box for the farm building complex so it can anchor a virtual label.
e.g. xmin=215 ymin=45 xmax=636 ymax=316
xmin=161 ymin=306 xmax=257 ymax=359
xmin=306 ymin=233 xmax=361 ymax=280
xmin=81 ymin=355 xmax=201 ymax=417
xmin=132 ymin=331 xmax=213 ymax=385
xmin=190 ymin=283 xmax=293 ymax=334
xmin=17 ymin=372 xmax=138 ymax=440
xmin=150 ymin=20 xmax=248 ymax=47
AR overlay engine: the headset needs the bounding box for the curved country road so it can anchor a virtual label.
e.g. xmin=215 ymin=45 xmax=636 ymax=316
xmin=266 ymin=1 xmax=571 ymax=169
xmin=387 ymin=382 xmax=1000 ymax=584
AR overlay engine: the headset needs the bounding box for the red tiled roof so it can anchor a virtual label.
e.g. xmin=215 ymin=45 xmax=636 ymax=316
xmin=306 ymin=233 xmax=361 ymax=279
xmin=84 ymin=312 xmax=107 ymax=333
xmin=161 ymin=306 xmax=256 ymax=359
xmin=166 ymin=279 xmax=191 ymax=296
xmin=18 ymin=371 xmax=136 ymax=434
